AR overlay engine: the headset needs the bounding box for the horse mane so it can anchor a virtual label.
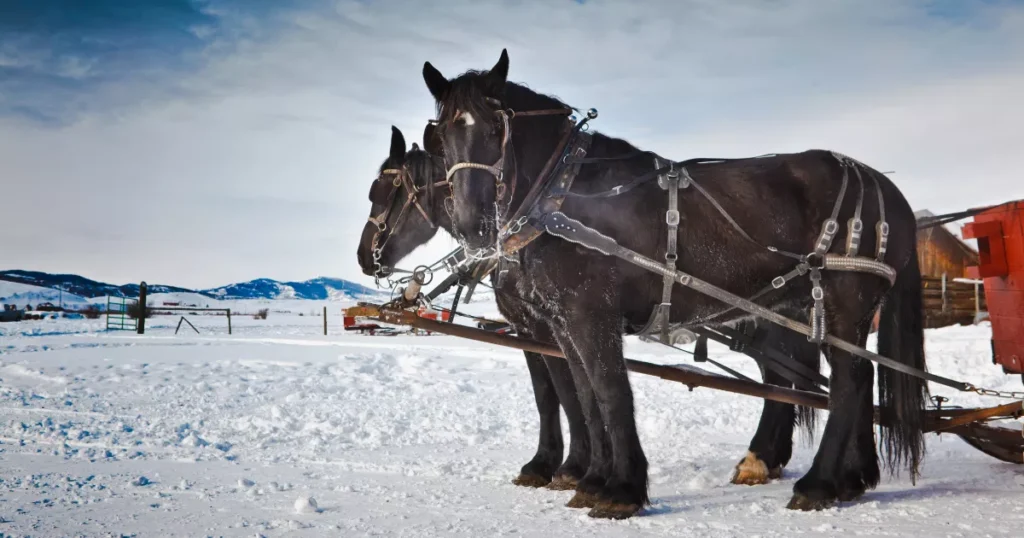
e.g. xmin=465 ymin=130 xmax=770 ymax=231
xmin=404 ymin=146 xmax=445 ymax=209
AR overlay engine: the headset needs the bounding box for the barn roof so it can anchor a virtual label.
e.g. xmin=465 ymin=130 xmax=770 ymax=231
xmin=915 ymin=209 xmax=978 ymax=256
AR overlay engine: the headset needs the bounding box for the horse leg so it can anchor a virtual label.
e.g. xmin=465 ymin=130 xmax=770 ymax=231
xmin=834 ymin=322 xmax=880 ymax=502
xmin=732 ymin=366 xmax=796 ymax=485
xmin=543 ymin=356 xmax=591 ymax=490
xmin=561 ymin=309 xmax=648 ymax=520
xmin=513 ymin=351 xmax=564 ymax=488
xmin=522 ymin=320 xmax=591 ymax=490
xmin=549 ymin=327 xmax=612 ymax=510
xmin=788 ymin=317 xmax=876 ymax=511
xmin=733 ymin=322 xmax=820 ymax=485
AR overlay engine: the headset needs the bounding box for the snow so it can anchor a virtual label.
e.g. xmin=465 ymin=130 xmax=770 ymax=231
xmin=0 ymin=305 xmax=1021 ymax=536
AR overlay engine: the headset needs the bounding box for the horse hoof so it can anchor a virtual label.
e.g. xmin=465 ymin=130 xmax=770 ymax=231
xmin=546 ymin=474 xmax=579 ymax=491
xmin=768 ymin=465 xmax=783 ymax=480
xmin=512 ymin=473 xmax=550 ymax=488
xmin=786 ymin=492 xmax=835 ymax=511
xmin=730 ymin=451 xmax=771 ymax=486
xmin=566 ymin=491 xmax=601 ymax=509
xmin=588 ymin=501 xmax=641 ymax=520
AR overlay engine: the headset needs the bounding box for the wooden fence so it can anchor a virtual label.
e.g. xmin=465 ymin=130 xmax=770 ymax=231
xmin=922 ymin=275 xmax=986 ymax=328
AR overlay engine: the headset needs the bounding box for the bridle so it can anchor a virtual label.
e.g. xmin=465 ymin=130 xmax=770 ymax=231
xmin=439 ymin=98 xmax=574 ymax=252
xmin=368 ymin=163 xmax=449 ymax=282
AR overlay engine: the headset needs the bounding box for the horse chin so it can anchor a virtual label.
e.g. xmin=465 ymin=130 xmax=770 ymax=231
xmin=460 ymin=230 xmax=498 ymax=254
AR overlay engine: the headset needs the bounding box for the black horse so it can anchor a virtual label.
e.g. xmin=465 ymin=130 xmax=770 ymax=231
xmin=355 ymin=124 xmax=825 ymax=500
xmin=420 ymin=50 xmax=926 ymax=519
xmin=357 ymin=125 xmax=593 ymax=490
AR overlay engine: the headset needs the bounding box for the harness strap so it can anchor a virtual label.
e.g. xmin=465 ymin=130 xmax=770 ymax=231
xmin=540 ymin=209 xmax=973 ymax=392
xmin=845 ymin=165 xmax=865 ymax=256
xmin=869 ymin=171 xmax=889 ymax=262
xmin=808 ymin=267 xmax=827 ymax=344
xmin=812 ymin=160 xmax=849 ymax=258
xmin=446 ymin=162 xmax=501 ymax=181
xmin=685 ymin=173 xmax=806 ymax=262
xmin=654 ymin=159 xmax=682 ymax=343
xmin=500 ymin=126 xmax=590 ymax=256
xmin=501 ymin=120 xmax=575 ymax=231
xmin=510 ymin=108 xmax=576 ymax=117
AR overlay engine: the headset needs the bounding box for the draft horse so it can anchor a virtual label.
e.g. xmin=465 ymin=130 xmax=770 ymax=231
xmin=355 ymin=123 xmax=827 ymax=503
xmin=419 ymin=49 xmax=927 ymax=519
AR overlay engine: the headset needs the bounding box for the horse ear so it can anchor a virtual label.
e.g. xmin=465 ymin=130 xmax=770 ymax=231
xmin=483 ymin=49 xmax=509 ymax=96
xmin=423 ymin=123 xmax=442 ymax=156
xmin=423 ymin=61 xmax=450 ymax=102
xmin=390 ymin=126 xmax=406 ymax=162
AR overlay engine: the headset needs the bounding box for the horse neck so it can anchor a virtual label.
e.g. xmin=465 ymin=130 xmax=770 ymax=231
xmin=507 ymin=117 xmax=574 ymax=212
xmin=429 ymin=172 xmax=455 ymax=235
xmin=511 ymin=124 xmax=650 ymax=197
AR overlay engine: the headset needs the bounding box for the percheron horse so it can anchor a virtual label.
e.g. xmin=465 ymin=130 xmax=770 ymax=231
xmin=419 ymin=50 xmax=926 ymax=519
xmin=356 ymin=123 xmax=829 ymax=508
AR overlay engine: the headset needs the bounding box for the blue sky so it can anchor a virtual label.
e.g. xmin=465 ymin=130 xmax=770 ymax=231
xmin=1 ymin=0 xmax=1023 ymax=288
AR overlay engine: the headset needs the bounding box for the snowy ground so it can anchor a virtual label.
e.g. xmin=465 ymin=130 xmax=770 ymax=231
xmin=0 ymin=308 xmax=1022 ymax=537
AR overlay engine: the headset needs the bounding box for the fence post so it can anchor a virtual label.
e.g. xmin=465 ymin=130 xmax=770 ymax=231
xmin=974 ymin=281 xmax=981 ymax=317
xmin=323 ymin=306 xmax=327 ymax=335
xmin=136 ymin=282 xmax=148 ymax=335
xmin=941 ymin=273 xmax=948 ymax=312
xmin=227 ymin=308 xmax=232 ymax=335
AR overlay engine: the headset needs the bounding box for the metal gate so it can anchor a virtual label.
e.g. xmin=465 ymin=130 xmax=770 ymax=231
xmin=105 ymin=296 xmax=137 ymax=331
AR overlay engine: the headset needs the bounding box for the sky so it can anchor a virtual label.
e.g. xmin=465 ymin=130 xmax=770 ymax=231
xmin=1 ymin=0 xmax=1023 ymax=289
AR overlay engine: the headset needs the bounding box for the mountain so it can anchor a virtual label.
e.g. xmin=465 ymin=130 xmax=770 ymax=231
xmin=0 ymin=280 xmax=92 ymax=307
xmin=0 ymin=270 xmax=380 ymax=301
xmin=203 ymin=277 xmax=378 ymax=300
xmin=0 ymin=270 xmax=193 ymax=299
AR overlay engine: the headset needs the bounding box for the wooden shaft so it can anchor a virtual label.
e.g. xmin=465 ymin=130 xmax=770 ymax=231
xmin=376 ymin=307 xmax=1022 ymax=432
xmin=378 ymin=309 xmax=831 ymax=410
xmin=324 ymin=306 xmax=328 ymax=335
xmin=227 ymin=308 xmax=232 ymax=335
xmin=924 ymin=401 xmax=1023 ymax=432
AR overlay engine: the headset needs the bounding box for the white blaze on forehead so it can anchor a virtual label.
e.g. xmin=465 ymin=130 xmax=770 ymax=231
xmin=458 ymin=111 xmax=475 ymax=125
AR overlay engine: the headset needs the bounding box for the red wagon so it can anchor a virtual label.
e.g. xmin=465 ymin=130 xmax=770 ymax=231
xmin=963 ymin=199 xmax=1024 ymax=380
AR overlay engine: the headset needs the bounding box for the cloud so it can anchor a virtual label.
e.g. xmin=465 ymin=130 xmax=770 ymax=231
xmin=1 ymin=0 xmax=1023 ymax=288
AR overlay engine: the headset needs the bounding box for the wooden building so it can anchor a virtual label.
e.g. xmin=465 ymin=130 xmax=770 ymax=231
xmin=914 ymin=210 xmax=986 ymax=328
xmin=915 ymin=210 xmax=980 ymax=279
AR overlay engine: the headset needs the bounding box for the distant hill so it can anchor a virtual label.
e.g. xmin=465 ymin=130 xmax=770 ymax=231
xmin=0 ymin=279 xmax=92 ymax=307
xmin=0 ymin=270 xmax=192 ymax=299
xmin=204 ymin=277 xmax=378 ymax=300
xmin=0 ymin=270 xmax=380 ymax=301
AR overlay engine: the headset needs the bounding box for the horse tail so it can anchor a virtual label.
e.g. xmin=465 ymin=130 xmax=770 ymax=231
xmin=876 ymin=241 xmax=928 ymax=483
xmin=793 ymin=338 xmax=821 ymax=442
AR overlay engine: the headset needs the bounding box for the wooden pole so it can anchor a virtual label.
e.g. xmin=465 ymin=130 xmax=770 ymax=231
xmin=377 ymin=309 xmax=830 ymax=410
xmin=136 ymin=282 xmax=147 ymax=335
xmin=941 ymin=273 xmax=948 ymax=312
xmin=374 ymin=306 xmax=1021 ymax=433
xmin=323 ymin=306 xmax=328 ymax=335
xmin=975 ymin=281 xmax=981 ymax=319
xmin=227 ymin=308 xmax=232 ymax=335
